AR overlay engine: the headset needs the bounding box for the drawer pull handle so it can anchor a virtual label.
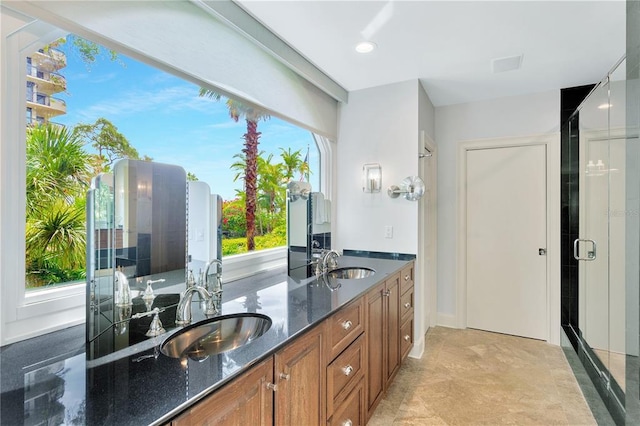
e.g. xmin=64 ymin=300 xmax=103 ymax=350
xmin=341 ymin=320 xmax=352 ymax=330
xmin=342 ymin=420 xmax=353 ymax=426
xmin=405 ymin=274 xmax=410 ymax=281
xmin=404 ymin=302 xmax=411 ymax=308
xmin=266 ymin=382 xmax=278 ymax=391
xmin=342 ymin=365 xmax=354 ymax=376
xmin=279 ymin=373 xmax=290 ymax=380
xmin=404 ymin=335 xmax=411 ymax=341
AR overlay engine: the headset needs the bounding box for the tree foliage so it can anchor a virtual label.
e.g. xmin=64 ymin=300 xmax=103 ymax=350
xmin=199 ymin=88 xmax=270 ymax=251
xmin=26 ymin=124 xmax=91 ymax=287
xmin=73 ymin=117 xmax=139 ymax=172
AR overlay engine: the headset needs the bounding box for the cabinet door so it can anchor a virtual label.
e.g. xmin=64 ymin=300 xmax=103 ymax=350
xmin=274 ymin=323 xmax=326 ymax=425
xmin=385 ymin=273 xmax=401 ymax=387
xmin=172 ymin=357 xmax=274 ymax=426
xmin=365 ymin=282 xmax=385 ymax=418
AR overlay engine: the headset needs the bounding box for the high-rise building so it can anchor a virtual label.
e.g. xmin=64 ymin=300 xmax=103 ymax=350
xmin=26 ymin=47 xmax=67 ymax=125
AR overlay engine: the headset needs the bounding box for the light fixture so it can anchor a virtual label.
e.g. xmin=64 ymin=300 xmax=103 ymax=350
xmin=355 ymin=41 xmax=377 ymax=54
xmin=363 ymin=163 xmax=382 ymax=193
xmin=388 ymin=176 xmax=425 ymax=201
xmin=598 ymin=103 xmax=612 ymax=109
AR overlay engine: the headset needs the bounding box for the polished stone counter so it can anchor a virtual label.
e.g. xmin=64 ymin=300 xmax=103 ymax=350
xmin=0 ymin=255 xmax=412 ymax=425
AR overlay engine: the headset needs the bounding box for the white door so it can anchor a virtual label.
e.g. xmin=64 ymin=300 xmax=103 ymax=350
xmin=466 ymin=144 xmax=547 ymax=340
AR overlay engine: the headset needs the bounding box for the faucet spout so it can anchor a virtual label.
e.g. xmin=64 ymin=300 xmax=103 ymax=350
xmin=202 ymin=258 xmax=223 ymax=293
xmin=176 ymin=285 xmax=212 ymax=325
xmin=321 ymin=250 xmax=341 ymax=274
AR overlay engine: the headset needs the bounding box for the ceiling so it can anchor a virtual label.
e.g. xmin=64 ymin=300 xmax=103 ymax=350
xmin=236 ymin=1 xmax=626 ymax=106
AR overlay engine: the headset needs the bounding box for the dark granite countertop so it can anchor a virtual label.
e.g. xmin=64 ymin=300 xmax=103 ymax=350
xmin=0 ymin=255 xmax=412 ymax=425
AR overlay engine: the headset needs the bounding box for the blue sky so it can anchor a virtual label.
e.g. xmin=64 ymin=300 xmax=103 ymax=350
xmin=54 ymin=36 xmax=319 ymax=201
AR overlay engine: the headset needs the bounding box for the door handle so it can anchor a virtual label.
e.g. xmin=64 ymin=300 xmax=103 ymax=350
xmin=573 ymin=238 xmax=597 ymax=261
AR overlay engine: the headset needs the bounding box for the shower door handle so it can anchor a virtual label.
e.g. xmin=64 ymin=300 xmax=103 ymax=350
xmin=573 ymin=238 xmax=597 ymax=261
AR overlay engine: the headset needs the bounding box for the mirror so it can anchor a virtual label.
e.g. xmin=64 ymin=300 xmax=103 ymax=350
xmin=86 ymin=160 xmax=221 ymax=360
xmin=286 ymin=182 xmax=331 ymax=279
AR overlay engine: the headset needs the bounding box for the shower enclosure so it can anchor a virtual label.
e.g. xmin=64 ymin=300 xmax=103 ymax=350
xmin=563 ymin=56 xmax=640 ymax=424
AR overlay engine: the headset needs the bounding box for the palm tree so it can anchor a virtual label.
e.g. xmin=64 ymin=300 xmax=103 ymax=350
xmin=279 ymin=147 xmax=309 ymax=183
xmin=25 ymin=123 xmax=91 ymax=287
xmin=199 ymin=88 xmax=270 ymax=251
xmin=26 ymin=124 xmax=91 ymax=213
xmin=257 ymin=154 xmax=284 ymax=234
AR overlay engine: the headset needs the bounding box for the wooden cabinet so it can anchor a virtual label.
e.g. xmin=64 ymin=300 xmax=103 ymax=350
xmin=170 ymin=261 xmax=415 ymax=426
xmin=325 ymin=297 xmax=364 ymax=361
xmin=274 ymin=323 xmax=326 ymax=426
xmin=172 ymin=357 xmax=274 ymax=426
xmin=400 ymin=262 xmax=415 ymax=362
xmin=365 ymin=272 xmax=401 ymax=420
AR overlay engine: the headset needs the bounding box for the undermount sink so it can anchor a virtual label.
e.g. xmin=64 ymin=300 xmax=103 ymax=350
xmin=327 ymin=267 xmax=375 ymax=280
xmin=160 ymin=313 xmax=272 ymax=360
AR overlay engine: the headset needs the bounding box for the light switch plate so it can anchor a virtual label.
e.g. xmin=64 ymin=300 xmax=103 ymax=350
xmin=385 ymin=225 xmax=393 ymax=239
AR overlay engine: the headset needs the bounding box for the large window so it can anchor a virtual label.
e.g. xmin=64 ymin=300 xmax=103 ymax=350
xmin=1 ymin=2 xmax=336 ymax=346
xmin=24 ymin=35 xmax=321 ymax=290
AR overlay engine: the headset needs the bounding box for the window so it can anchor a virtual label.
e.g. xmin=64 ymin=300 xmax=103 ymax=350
xmin=1 ymin=3 xmax=335 ymax=345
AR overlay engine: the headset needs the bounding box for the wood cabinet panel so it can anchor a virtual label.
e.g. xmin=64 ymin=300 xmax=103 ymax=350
xmin=365 ymin=281 xmax=385 ymax=417
xmin=274 ymin=323 xmax=326 ymax=426
xmin=172 ymin=357 xmax=274 ymax=426
xmin=401 ymin=287 xmax=414 ymax=321
xmin=326 ymin=297 xmax=364 ymax=361
xmin=386 ymin=274 xmax=401 ymax=387
xmin=400 ymin=263 xmax=414 ymax=295
xmin=328 ymin=378 xmax=365 ymax=426
xmin=401 ymin=317 xmax=414 ymax=361
xmin=327 ymin=334 xmax=365 ymax=416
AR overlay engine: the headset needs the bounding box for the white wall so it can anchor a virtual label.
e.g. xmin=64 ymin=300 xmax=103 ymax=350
xmin=335 ymin=80 xmax=420 ymax=254
xmin=435 ymin=90 xmax=560 ymax=322
xmin=336 ymin=79 xmax=436 ymax=357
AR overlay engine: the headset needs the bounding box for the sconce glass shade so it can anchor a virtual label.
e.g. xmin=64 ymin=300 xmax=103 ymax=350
xmin=387 ymin=176 xmax=425 ymax=201
xmin=363 ymin=163 xmax=382 ymax=193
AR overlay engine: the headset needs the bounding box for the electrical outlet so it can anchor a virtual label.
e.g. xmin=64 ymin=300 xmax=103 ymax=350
xmin=385 ymin=225 xmax=393 ymax=239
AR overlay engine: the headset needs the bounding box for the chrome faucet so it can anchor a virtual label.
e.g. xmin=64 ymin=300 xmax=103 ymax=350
xmin=175 ymin=285 xmax=215 ymax=326
xmin=320 ymin=250 xmax=340 ymax=274
xmin=202 ymin=258 xmax=223 ymax=294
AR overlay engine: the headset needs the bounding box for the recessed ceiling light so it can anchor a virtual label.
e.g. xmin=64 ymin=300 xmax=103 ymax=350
xmin=355 ymin=41 xmax=376 ymax=54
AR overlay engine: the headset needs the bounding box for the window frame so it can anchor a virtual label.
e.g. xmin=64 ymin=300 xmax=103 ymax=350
xmin=1 ymin=11 xmax=334 ymax=346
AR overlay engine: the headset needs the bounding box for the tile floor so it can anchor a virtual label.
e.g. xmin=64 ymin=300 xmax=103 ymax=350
xmin=368 ymin=326 xmax=596 ymax=425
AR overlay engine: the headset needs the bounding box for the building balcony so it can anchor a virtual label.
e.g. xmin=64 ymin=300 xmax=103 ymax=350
xmin=26 ymin=65 xmax=67 ymax=94
xmin=26 ymin=93 xmax=66 ymax=119
xmin=31 ymin=47 xmax=66 ymax=71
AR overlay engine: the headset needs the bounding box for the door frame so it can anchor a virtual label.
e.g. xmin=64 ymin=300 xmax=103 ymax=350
xmin=456 ymin=133 xmax=561 ymax=344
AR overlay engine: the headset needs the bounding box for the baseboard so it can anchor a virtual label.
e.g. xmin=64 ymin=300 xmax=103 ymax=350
xmin=436 ymin=313 xmax=458 ymax=328
xmin=408 ymin=332 xmax=425 ymax=359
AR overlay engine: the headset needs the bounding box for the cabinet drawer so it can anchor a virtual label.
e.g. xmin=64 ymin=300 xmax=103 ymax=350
xmin=400 ymin=318 xmax=414 ymax=361
xmin=326 ymin=297 xmax=364 ymax=360
xmin=328 ymin=378 xmax=365 ymax=426
xmin=400 ymin=287 xmax=414 ymax=322
xmin=400 ymin=263 xmax=414 ymax=295
xmin=327 ymin=334 xmax=365 ymax=416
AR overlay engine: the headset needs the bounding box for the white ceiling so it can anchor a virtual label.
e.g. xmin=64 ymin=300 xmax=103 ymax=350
xmin=236 ymin=0 xmax=626 ymax=106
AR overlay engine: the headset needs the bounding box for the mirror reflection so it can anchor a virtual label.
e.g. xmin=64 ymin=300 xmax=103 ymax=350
xmin=286 ymin=182 xmax=331 ymax=279
xmin=87 ymin=160 xmax=224 ymax=360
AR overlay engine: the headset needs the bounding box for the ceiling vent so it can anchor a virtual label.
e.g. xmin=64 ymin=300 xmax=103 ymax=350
xmin=492 ymin=55 xmax=523 ymax=73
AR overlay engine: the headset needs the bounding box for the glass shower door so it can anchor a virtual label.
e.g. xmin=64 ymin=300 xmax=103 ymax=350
xmin=577 ymin=77 xmax=612 ymax=390
xmin=576 ymin=58 xmax=627 ymax=407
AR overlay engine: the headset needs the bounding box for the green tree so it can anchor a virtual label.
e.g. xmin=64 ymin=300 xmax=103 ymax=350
xmin=257 ymin=153 xmax=285 ymax=234
xmin=73 ymin=118 xmax=139 ymax=172
xmin=26 ymin=124 xmax=91 ymax=213
xmin=279 ymin=147 xmax=309 ymax=182
xmin=25 ymin=124 xmax=91 ymax=287
xmin=199 ymin=88 xmax=270 ymax=251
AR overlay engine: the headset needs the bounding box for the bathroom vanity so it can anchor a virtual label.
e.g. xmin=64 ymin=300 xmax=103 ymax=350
xmin=0 ymin=255 xmax=415 ymax=425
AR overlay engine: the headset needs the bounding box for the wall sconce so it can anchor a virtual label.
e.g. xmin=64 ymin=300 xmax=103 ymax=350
xmin=363 ymin=163 xmax=382 ymax=193
xmin=388 ymin=176 xmax=425 ymax=201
